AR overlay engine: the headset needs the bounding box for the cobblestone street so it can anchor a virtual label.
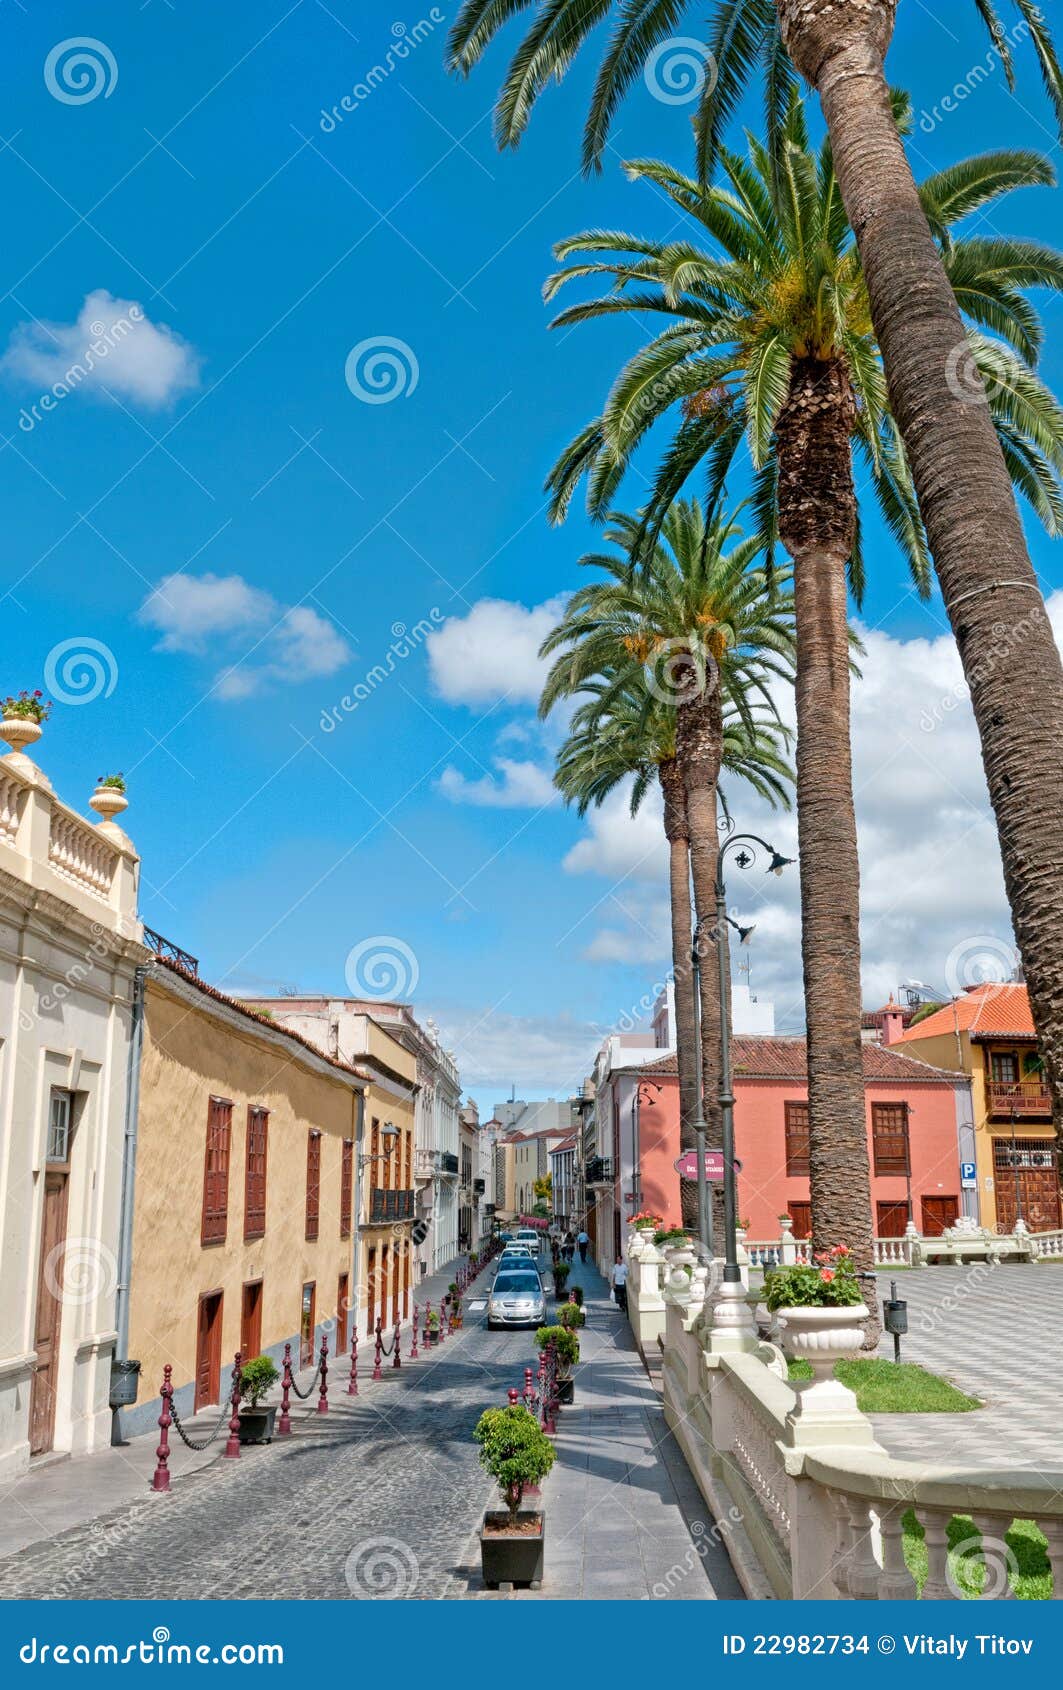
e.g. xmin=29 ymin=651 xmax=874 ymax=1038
xmin=0 ymin=1261 xmax=739 ymax=1602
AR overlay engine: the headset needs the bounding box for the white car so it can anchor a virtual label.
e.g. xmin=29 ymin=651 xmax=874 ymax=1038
xmin=487 ymin=1269 xmax=547 ymax=1330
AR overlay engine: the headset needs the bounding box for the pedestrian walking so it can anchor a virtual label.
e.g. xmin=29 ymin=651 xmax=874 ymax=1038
xmin=577 ymin=1227 xmax=589 ymax=1264
xmin=610 ymin=1255 xmax=628 ymax=1313
xmin=564 ymin=1230 xmax=575 ymax=1262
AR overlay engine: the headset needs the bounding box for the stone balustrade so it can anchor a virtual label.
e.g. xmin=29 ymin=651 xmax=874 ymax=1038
xmin=622 ymin=1222 xmax=1063 ymax=1599
xmin=0 ymin=752 xmax=139 ymax=933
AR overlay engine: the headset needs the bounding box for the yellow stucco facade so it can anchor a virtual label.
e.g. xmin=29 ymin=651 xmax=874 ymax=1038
xmin=125 ymin=964 xmax=367 ymax=1433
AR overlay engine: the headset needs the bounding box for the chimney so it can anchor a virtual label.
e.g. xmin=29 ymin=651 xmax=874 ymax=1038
xmin=881 ymin=995 xmax=905 ymax=1046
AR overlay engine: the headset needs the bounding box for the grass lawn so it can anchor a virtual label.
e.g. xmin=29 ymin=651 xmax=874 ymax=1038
xmin=902 ymin=1513 xmax=1050 ymax=1599
xmin=786 ymin=1356 xmax=980 ymax=1412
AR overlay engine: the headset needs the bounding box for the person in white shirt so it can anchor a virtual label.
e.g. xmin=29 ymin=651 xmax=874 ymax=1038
xmin=577 ymin=1228 xmax=590 ymax=1264
xmin=610 ymin=1254 xmax=628 ymax=1311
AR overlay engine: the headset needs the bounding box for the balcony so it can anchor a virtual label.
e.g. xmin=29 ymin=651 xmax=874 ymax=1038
xmin=439 ymin=1151 xmax=459 ymax=1179
xmin=473 ymin=1177 xmax=486 ymax=1195
xmin=987 ymin=1079 xmax=1053 ymax=1120
xmin=585 ymin=1157 xmax=613 ymax=1187
xmin=368 ymin=1187 xmax=415 ymax=1224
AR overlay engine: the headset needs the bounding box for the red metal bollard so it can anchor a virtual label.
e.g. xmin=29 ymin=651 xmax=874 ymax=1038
xmin=151 ymin=1365 xmax=173 ymax=1492
xmin=317 ymin=1336 xmax=329 ymax=1413
xmin=373 ymin=1320 xmax=383 ymax=1382
xmin=410 ymin=1305 xmax=419 ymax=1359
xmin=523 ymin=1366 xmax=535 ymax=1408
xmin=347 ymin=1329 xmax=358 ymax=1397
xmin=224 ymin=1352 xmax=243 ymax=1459
xmin=277 ymin=1343 xmax=294 ymax=1435
xmin=392 ymin=1316 xmax=401 ymax=1369
xmin=508 ymin=1387 xmax=520 ymax=1405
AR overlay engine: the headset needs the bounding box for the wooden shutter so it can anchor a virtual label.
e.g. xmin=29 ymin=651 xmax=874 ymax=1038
xmin=201 ymin=1098 xmax=232 ymax=1245
xmin=872 ymin=1102 xmax=910 ymax=1174
xmin=784 ymin=1101 xmax=810 ymax=1175
xmin=244 ymin=1107 xmax=269 ymax=1240
xmin=340 ymin=1138 xmax=353 ymax=1238
xmin=305 ymin=1130 xmax=321 ymax=1240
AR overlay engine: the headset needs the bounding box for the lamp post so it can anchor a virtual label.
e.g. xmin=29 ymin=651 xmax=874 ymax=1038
xmin=706 ymin=832 xmax=793 ymax=1339
xmin=690 ymin=913 xmax=755 ymax=1255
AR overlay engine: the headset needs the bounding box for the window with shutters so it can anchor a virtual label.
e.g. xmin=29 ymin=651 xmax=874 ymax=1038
xmin=872 ymin=1102 xmax=910 ymax=1174
xmin=784 ymin=1101 xmax=810 ymax=1175
xmin=340 ymin=1138 xmax=353 ymax=1238
xmin=201 ymin=1098 xmax=232 ymax=1246
xmin=244 ymin=1107 xmax=269 ymax=1240
xmin=305 ymin=1130 xmax=321 ymax=1240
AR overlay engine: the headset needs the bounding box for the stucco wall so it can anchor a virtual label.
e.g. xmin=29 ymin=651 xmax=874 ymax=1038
xmin=126 ymin=973 xmax=362 ymax=1433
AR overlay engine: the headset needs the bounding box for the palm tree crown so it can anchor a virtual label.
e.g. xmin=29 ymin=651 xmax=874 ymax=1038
xmin=543 ymin=98 xmax=1063 ymax=587
xmin=446 ymin=0 xmax=1062 ymax=176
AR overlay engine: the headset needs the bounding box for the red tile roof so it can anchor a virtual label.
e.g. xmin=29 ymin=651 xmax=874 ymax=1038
xmin=901 ymin=982 xmax=1035 ymax=1043
xmin=641 ymin=1037 xmax=962 ymax=1084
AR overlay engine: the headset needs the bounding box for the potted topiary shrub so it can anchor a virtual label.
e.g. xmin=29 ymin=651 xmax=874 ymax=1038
xmin=557 ymin=1301 xmax=585 ymax=1332
xmin=552 ymin=1260 xmax=571 ymax=1295
xmin=537 ymin=1324 xmax=579 ymax=1403
xmin=1 ymin=690 xmax=51 ymax=757
xmin=475 ymin=1403 xmax=555 ymax=1589
xmin=763 ymin=1245 xmax=869 ymax=1421
xmin=90 ymin=772 xmax=128 ymax=822
xmin=426 ymin=1309 xmax=441 ymax=1345
xmin=238 ymin=1355 xmax=280 ymax=1444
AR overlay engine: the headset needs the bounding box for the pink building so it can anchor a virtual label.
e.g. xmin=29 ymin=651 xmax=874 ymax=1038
xmin=610 ymin=1036 xmax=975 ymax=1246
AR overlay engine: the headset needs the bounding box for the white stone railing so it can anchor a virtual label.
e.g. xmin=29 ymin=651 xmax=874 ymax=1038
xmin=1030 ymin=1228 xmax=1063 ymax=1259
xmin=48 ymin=806 xmax=116 ymax=901
xmin=0 ymin=769 xmax=22 ymax=843
xmin=655 ymin=1277 xmax=1063 ymax=1599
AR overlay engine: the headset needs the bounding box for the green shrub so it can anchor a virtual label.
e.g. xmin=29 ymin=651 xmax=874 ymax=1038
xmin=553 ymin=1261 xmax=571 ymax=1286
xmin=535 ymin=1325 xmax=580 ymax=1369
xmin=239 ymin=1354 xmax=279 ymax=1408
xmin=557 ymin=1302 xmax=586 ymax=1330
xmin=764 ymin=1246 xmax=864 ymax=1311
xmin=474 ymin=1404 xmax=556 ymax=1524
xmin=653 ymin=1227 xmax=691 ymax=1246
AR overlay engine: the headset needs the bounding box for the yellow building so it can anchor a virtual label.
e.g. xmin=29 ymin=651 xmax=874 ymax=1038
xmin=901 ymin=982 xmax=1061 ymax=1232
xmin=123 ymin=960 xmax=369 ymax=1434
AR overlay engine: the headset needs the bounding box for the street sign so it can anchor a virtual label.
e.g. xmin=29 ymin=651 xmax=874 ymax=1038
xmin=960 ymin=1160 xmax=977 ymax=1188
xmin=673 ymin=1150 xmax=742 ymax=1181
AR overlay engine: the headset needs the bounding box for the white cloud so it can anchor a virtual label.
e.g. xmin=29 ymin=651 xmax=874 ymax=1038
xmin=2 ymin=289 xmax=200 ymax=407
xmin=432 ymin=1004 xmax=604 ymax=1095
xmin=438 ymin=758 xmax=559 ymax=809
xmin=427 ymin=594 xmax=568 ymax=708
xmin=139 ymin=572 xmax=349 ymax=699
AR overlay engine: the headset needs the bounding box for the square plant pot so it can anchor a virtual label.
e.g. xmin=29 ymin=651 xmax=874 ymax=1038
xmin=557 ymin=1376 xmax=574 ymax=1405
xmin=479 ymin=1510 xmax=545 ymax=1589
xmin=238 ymin=1405 xmax=277 ymax=1445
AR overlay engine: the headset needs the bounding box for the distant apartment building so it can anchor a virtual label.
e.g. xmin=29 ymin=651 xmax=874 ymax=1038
xmin=243 ymin=998 xmax=461 ymax=1275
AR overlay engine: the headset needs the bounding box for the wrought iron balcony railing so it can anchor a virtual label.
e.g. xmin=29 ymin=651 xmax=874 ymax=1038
xmin=585 ymin=1157 xmax=613 ymax=1187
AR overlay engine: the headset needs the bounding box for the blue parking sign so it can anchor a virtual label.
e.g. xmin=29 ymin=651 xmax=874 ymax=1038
xmin=960 ymin=1160 xmax=977 ymax=1186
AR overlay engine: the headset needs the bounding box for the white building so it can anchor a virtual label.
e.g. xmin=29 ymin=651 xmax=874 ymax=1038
xmin=0 ymin=737 xmax=145 ymax=1479
xmin=589 ymin=1029 xmax=671 ymax=1275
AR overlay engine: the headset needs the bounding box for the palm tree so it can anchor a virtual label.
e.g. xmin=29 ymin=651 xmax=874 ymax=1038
xmin=555 ymin=669 xmax=792 ymax=1219
xmin=541 ymin=106 xmax=1063 ymax=1266
xmin=447 ymin=0 xmax=1063 ymax=1133
xmin=539 ymin=500 xmax=795 ymax=1222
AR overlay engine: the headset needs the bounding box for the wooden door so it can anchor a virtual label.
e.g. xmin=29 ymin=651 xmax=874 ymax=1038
xmin=240 ymin=1281 xmax=263 ymax=1361
xmin=876 ymin=1201 xmax=909 ymax=1239
xmin=392 ymin=1243 xmax=401 ymax=1325
xmin=337 ymin=1272 xmax=349 ymax=1355
xmin=921 ymin=1196 xmax=960 ymax=1237
xmin=195 ymin=1292 xmax=223 ymax=1411
xmin=788 ymin=1201 xmax=812 ymax=1239
xmin=365 ymin=1247 xmax=376 ymax=1335
xmin=300 ymin=1282 xmax=316 ymax=1368
xmin=401 ymin=1247 xmax=409 ymax=1321
xmin=30 ymin=1170 xmax=70 ymax=1455
xmin=996 ymin=1169 xmax=1061 ymax=1232
xmin=380 ymin=1245 xmax=390 ymax=1332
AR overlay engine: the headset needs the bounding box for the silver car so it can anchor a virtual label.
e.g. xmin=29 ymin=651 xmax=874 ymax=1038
xmin=487 ymin=1269 xmax=546 ymax=1330
xmin=496 ymin=1248 xmax=554 ymax=1295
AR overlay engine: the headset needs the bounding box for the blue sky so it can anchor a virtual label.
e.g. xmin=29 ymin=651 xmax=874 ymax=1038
xmin=3 ymin=3 xmax=1062 ymax=1100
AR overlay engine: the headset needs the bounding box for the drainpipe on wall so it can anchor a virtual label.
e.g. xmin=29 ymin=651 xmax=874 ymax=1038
xmin=111 ymin=962 xmax=148 ymax=1445
xmin=350 ymin=1086 xmax=366 ymax=1330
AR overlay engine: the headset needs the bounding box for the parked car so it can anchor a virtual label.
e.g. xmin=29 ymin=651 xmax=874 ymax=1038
xmin=487 ymin=1269 xmax=547 ymax=1330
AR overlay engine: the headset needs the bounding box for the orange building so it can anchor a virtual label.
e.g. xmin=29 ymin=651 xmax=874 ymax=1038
xmin=900 ymin=982 xmax=1061 ymax=1232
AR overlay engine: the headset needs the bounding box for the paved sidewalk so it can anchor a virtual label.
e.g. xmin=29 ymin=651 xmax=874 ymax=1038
xmin=0 ymin=1247 xmax=481 ymax=1565
xmin=505 ymin=1259 xmax=742 ymax=1601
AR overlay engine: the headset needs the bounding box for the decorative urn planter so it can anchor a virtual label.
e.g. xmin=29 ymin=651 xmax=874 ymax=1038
xmin=479 ymin=1510 xmax=545 ymax=1590
xmin=238 ymin=1404 xmax=277 ymax=1445
xmin=777 ymin=1304 xmax=870 ymax=1433
xmin=0 ymin=717 xmax=42 ymax=756
xmin=89 ymin=785 xmax=128 ymax=822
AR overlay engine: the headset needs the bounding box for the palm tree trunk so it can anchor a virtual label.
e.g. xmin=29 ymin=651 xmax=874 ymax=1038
xmin=779 ymin=0 xmax=1063 ymax=1129
xmin=660 ymin=758 xmax=698 ymax=1172
xmin=776 ymin=357 xmax=878 ymax=1330
xmin=676 ymin=681 xmax=724 ymax=1237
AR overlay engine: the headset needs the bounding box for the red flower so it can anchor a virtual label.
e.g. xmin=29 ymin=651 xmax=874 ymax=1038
xmin=819 ymin=1268 xmax=835 ymax=1283
xmin=830 ymin=1244 xmax=848 ymax=1257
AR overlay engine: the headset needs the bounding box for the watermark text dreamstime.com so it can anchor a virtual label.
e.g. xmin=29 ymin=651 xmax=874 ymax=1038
xmin=19 ymin=1630 xmax=283 ymax=1666
xmin=917 ymin=9 xmax=1043 ymax=133
xmin=320 ymin=612 xmax=442 ymax=731
xmin=17 ymin=306 xmax=143 ymax=433
xmin=319 ymin=13 xmax=445 ymax=132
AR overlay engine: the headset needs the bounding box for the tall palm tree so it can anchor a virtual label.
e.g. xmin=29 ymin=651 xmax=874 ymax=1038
xmin=555 ymin=669 xmax=792 ymax=1220
xmin=447 ymin=0 xmax=1063 ymax=1132
xmin=541 ymin=106 xmax=1063 ymax=1265
xmin=539 ymin=500 xmax=795 ymax=1221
